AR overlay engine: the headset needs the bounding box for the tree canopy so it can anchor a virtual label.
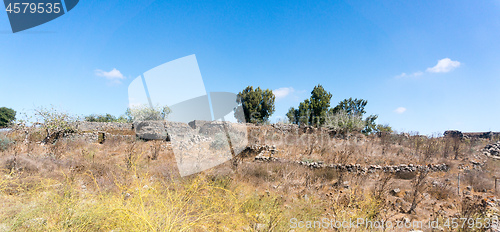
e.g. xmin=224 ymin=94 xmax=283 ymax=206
xmin=85 ymin=114 xmax=128 ymax=123
xmin=287 ymin=84 xmax=332 ymax=126
xmin=0 ymin=107 xmax=16 ymax=128
xmin=235 ymin=86 xmax=275 ymax=123
xmin=286 ymin=85 xmax=390 ymax=135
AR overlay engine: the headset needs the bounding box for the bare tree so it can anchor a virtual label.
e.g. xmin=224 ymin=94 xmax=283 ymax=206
xmin=406 ymin=170 xmax=428 ymax=214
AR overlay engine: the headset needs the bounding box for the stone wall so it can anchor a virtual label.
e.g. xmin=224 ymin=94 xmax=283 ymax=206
xmin=444 ymin=130 xmax=500 ymax=140
xmin=71 ymin=122 xmax=133 ymax=132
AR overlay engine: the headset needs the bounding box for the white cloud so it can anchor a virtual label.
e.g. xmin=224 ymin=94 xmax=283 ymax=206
xmin=394 ymin=107 xmax=407 ymax=114
xmin=426 ymin=58 xmax=461 ymax=73
xmin=396 ymin=71 xmax=423 ymax=79
xmin=273 ymin=87 xmax=295 ymax=100
xmin=95 ymin=68 xmax=125 ymax=83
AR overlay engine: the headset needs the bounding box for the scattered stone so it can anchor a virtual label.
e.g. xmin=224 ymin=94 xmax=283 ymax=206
xmin=390 ymin=188 xmax=401 ymax=196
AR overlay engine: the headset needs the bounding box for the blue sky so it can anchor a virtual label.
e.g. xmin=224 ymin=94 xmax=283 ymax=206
xmin=1 ymin=0 xmax=499 ymax=135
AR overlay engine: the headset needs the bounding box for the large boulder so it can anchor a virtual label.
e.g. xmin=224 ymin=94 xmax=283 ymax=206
xmin=188 ymin=120 xmax=210 ymax=130
xmin=134 ymin=121 xmax=168 ymax=141
xmin=444 ymin=130 xmax=463 ymax=139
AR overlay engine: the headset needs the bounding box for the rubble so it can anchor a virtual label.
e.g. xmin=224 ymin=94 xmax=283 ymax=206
xmin=483 ymin=141 xmax=500 ymax=158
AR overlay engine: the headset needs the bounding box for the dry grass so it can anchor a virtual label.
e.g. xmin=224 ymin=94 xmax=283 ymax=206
xmin=0 ymin=125 xmax=498 ymax=231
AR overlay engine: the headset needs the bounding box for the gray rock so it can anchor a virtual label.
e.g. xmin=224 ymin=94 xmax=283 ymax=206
xmin=134 ymin=121 xmax=168 ymax=141
xmin=188 ymin=120 xmax=210 ymax=130
xmin=390 ymin=188 xmax=401 ymax=196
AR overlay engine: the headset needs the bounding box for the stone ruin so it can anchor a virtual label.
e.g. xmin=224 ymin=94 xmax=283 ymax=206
xmin=444 ymin=130 xmax=500 ymax=140
xmin=483 ymin=141 xmax=500 ymax=159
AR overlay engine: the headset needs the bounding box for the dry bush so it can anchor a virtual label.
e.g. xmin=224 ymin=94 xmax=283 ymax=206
xmin=428 ymin=179 xmax=455 ymax=200
xmin=312 ymin=167 xmax=338 ymax=182
xmin=241 ymin=162 xmax=272 ymax=182
xmin=463 ymin=170 xmax=493 ymax=192
xmin=458 ymin=195 xmax=487 ymax=232
xmin=422 ymin=139 xmax=439 ymax=164
xmin=372 ymin=173 xmax=393 ymax=201
xmin=405 ymin=170 xmax=429 ymax=214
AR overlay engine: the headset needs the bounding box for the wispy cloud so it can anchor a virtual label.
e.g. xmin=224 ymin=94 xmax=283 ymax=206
xmin=396 ymin=71 xmax=423 ymax=79
xmin=273 ymin=87 xmax=295 ymax=100
xmin=426 ymin=58 xmax=461 ymax=73
xmin=396 ymin=58 xmax=461 ymax=79
xmin=394 ymin=107 xmax=407 ymax=114
xmin=95 ymin=68 xmax=125 ymax=83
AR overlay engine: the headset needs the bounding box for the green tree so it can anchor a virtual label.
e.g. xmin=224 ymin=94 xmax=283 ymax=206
xmin=85 ymin=113 xmax=129 ymax=123
xmin=333 ymin=98 xmax=385 ymax=135
xmin=34 ymin=106 xmax=76 ymax=144
xmin=286 ymin=107 xmax=299 ymax=124
xmin=376 ymin=124 xmax=393 ymax=133
xmin=362 ymin=114 xmax=379 ymax=134
xmin=288 ymin=85 xmax=331 ymax=126
xmin=325 ymin=110 xmax=365 ymax=135
xmin=332 ymin=97 xmax=367 ymax=116
xmin=235 ymin=86 xmax=275 ymax=123
xmin=298 ymin=99 xmax=311 ymax=125
xmin=125 ymin=104 xmax=171 ymax=122
xmin=0 ymin=107 xmax=16 ymax=128
xmin=309 ymin=85 xmax=332 ymax=125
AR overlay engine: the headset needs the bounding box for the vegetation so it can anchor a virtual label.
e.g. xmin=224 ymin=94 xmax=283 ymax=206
xmin=125 ymin=104 xmax=171 ymax=122
xmin=0 ymin=135 xmax=13 ymax=151
xmin=84 ymin=113 xmax=128 ymax=123
xmin=0 ymin=107 xmax=496 ymax=231
xmin=287 ymin=84 xmax=332 ymax=126
xmin=34 ymin=106 xmax=77 ymax=144
xmin=324 ymin=110 xmax=365 ymax=135
xmin=286 ymin=86 xmax=390 ymax=135
xmin=235 ymin=86 xmax=275 ymax=123
xmin=0 ymin=107 xmax=16 ymax=128
xmin=331 ymin=97 xmax=367 ymax=116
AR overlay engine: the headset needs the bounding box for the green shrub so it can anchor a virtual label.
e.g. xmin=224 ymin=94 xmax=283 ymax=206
xmin=0 ymin=107 xmax=16 ymax=128
xmin=0 ymin=135 xmax=13 ymax=151
xmin=125 ymin=104 xmax=171 ymax=122
xmin=325 ymin=110 xmax=365 ymax=134
xmin=85 ymin=114 xmax=128 ymax=123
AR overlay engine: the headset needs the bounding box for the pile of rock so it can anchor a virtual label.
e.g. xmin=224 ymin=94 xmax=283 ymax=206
xmin=297 ymin=160 xmax=324 ymax=169
xmin=248 ymin=144 xmax=277 ymax=154
xmin=324 ymin=163 xmax=448 ymax=174
xmin=254 ymin=153 xmax=278 ymax=162
xmin=483 ymin=141 xmax=500 ymax=158
xmin=253 ymin=144 xmax=278 ymax=162
xmin=271 ymin=123 xmax=298 ymax=133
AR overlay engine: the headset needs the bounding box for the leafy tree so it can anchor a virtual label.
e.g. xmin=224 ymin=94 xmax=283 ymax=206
xmin=362 ymin=114 xmax=379 ymax=134
xmin=324 ymin=110 xmax=365 ymax=135
xmin=298 ymin=99 xmax=311 ymax=125
xmin=309 ymin=85 xmax=332 ymax=126
xmin=286 ymin=107 xmax=299 ymax=124
xmin=376 ymin=124 xmax=393 ymax=133
xmin=332 ymin=97 xmax=367 ymax=116
xmin=125 ymin=104 xmax=171 ymax=122
xmin=34 ymin=106 xmax=77 ymax=144
xmin=287 ymin=85 xmax=331 ymax=126
xmin=85 ymin=113 xmax=128 ymax=123
xmin=333 ymin=98 xmax=387 ymax=135
xmin=235 ymin=86 xmax=275 ymax=123
xmin=0 ymin=107 xmax=16 ymax=128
